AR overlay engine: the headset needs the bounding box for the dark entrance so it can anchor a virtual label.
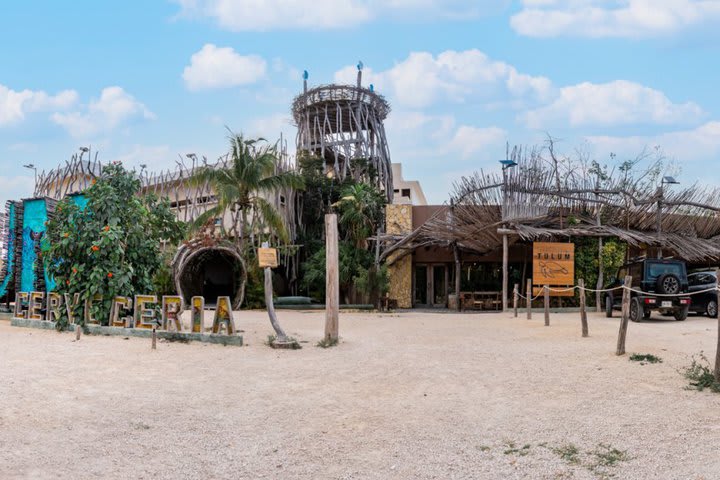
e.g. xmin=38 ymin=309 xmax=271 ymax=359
xmin=174 ymin=246 xmax=246 ymax=308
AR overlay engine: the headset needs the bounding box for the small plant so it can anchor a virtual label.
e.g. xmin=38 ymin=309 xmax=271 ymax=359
xmin=316 ymin=337 xmax=339 ymax=348
xmin=629 ymin=353 xmax=662 ymax=364
xmin=552 ymin=444 xmax=581 ymax=465
xmin=682 ymin=353 xmax=720 ymax=392
xmin=503 ymin=441 xmax=531 ymax=456
xmin=591 ymin=443 xmax=629 ymax=467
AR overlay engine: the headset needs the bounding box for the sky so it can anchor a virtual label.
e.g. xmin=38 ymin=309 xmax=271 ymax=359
xmin=2 ymin=0 xmax=720 ymax=206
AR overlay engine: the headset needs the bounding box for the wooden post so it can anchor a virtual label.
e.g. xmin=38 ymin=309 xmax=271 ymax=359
xmin=526 ymin=278 xmax=532 ymax=320
xmin=265 ymin=265 xmax=288 ymax=341
xmin=502 ymin=234 xmax=508 ymax=312
xmin=151 ymin=327 xmax=157 ymax=350
xmin=616 ymin=275 xmax=632 ymax=356
xmin=453 ymin=243 xmax=461 ymax=312
xmin=325 ymin=214 xmax=339 ymax=341
xmin=513 ymin=284 xmax=518 ymax=318
xmin=75 ymin=323 xmax=81 ymax=341
xmin=715 ymin=269 xmax=720 ymax=382
xmin=544 ymin=285 xmax=550 ymax=326
xmin=579 ymin=278 xmax=588 ymax=337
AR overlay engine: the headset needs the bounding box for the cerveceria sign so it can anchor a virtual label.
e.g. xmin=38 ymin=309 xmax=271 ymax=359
xmin=532 ymin=242 xmax=575 ymax=297
xmin=12 ymin=292 xmax=237 ymax=335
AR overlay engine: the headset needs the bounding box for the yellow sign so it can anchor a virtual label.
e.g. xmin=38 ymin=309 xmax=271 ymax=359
xmin=258 ymin=247 xmax=278 ymax=268
xmin=533 ymin=242 xmax=574 ymax=295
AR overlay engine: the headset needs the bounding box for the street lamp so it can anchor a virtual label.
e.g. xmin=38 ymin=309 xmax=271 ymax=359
xmin=23 ymin=163 xmax=37 ymax=187
xmin=657 ymin=176 xmax=680 ymax=258
xmin=499 ymin=159 xmax=517 ymax=313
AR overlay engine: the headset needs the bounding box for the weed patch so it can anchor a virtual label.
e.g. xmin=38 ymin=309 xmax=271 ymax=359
xmin=629 ymin=353 xmax=662 ymax=364
xmin=682 ymin=353 xmax=720 ymax=393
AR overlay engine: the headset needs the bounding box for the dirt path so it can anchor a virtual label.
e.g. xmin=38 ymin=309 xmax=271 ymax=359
xmin=1 ymin=310 xmax=719 ymax=479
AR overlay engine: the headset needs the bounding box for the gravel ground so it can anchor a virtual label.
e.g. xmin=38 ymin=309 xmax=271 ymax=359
xmin=1 ymin=309 xmax=720 ymax=480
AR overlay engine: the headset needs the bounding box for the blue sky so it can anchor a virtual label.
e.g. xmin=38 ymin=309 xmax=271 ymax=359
xmin=2 ymin=0 xmax=720 ymax=205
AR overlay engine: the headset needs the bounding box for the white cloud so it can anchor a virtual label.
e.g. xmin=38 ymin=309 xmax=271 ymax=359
xmin=447 ymin=126 xmax=507 ymax=159
xmin=248 ymin=113 xmax=294 ymax=139
xmin=511 ymin=0 xmax=720 ymax=38
xmin=0 ymin=175 xmax=35 ymax=209
xmin=51 ymin=87 xmax=154 ymax=138
xmin=586 ymin=121 xmax=720 ymax=162
xmin=522 ymin=80 xmax=704 ymax=129
xmin=334 ymin=50 xmax=553 ymax=109
xmin=183 ymin=44 xmax=267 ymax=91
xmin=0 ymin=84 xmax=77 ymax=126
xmin=173 ymin=0 xmax=503 ymax=31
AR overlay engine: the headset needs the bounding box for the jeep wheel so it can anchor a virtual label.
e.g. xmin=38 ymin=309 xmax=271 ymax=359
xmin=656 ymin=273 xmax=681 ymax=295
xmin=674 ymin=306 xmax=689 ymax=321
xmin=706 ymin=299 xmax=718 ymax=318
xmin=605 ymin=296 xmax=613 ymax=318
xmin=629 ymin=298 xmax=642 ymax=322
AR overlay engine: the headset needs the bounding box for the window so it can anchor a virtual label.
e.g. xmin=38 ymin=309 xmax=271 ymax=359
xmin=393 ymin=189 xmax=399 ymax=193
xmin=280 ymin=195 xmax=286 ymax=207
xmin=401 ymin=188 xmax=411 ymax=198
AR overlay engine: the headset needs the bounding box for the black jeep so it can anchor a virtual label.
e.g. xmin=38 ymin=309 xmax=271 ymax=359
xmin=604 ymin=258 xmax=691 ymax=322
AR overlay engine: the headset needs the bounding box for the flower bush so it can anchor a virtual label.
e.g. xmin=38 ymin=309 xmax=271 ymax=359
xmin=46 ymin=163 xmax=186 ymax=329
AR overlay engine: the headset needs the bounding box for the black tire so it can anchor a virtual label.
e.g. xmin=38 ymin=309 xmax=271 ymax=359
xmin=605 ymin=296 xmax=613 ymax=318
xmin=629 ymin=298 xmax=642 ymax=323
xmin=707 ymin=299 xmax=718 ymax=318
xmin=656 ymin=273 xmax=681 ymax=295
xmin=674 ymin=306 xmax=689 ymax=321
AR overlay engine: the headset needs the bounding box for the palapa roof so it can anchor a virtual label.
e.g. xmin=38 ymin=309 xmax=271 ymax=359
xmin=382 ymin=145 xmax=720 ymax=262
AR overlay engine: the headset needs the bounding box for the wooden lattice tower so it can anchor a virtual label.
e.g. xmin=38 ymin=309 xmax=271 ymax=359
xmin=292 ymin=65 xmax=393 ymax=200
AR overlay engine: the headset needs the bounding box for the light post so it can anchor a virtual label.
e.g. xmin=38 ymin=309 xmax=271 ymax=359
xmin=23 ymin=163 xmax=37 ymax=192
xmin=499 ymin=159 xmax=518 ymax=312
xmin=656 ymin=175 xmax=679 ymax=259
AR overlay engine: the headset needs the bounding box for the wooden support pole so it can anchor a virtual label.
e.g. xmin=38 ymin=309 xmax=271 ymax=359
xmin=453 ymin=243 xmax=461 ymax=312
xmin=325 ymin=213 xmax=339 ymax=341
xmin=579 ymin=278 xmax=588 ymax=337
xmin=75 ymin=323 xmax=81 ymax=341
xmin=513 ymin=284 xmax=518 ymax=318
xmin=526 ymin=278 xmax=532 ymax=320
xmin=715 ymin=269 xmax=720 ymax=382
xmin=502 ymin=234 xmax=508 ymax=312
xmin=616 ymin=275 xmax=632 ymax=356
xmin=151 ymin=327 xmax=157 ymax=350
xmin=544 ymin=285 xmax=550 ymax=326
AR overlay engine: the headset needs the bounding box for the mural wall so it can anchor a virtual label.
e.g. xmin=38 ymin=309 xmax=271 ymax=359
xmin=0 ymin=198 xmax=56 ymax=300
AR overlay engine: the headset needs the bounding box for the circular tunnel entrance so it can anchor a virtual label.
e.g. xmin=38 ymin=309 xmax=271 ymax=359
xmin=173 ymin=245 xmax=246 ymax=308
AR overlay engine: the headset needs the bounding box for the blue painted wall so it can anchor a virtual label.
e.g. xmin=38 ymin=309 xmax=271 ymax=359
xmin=20 ymin=199 xmax=55 ymax=293
xmin=0 ymin=202 xmax=17 ymax=297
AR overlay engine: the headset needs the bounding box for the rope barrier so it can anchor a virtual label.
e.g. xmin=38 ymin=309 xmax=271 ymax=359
xmin=514 ymin=285 xmax=719 ymax=299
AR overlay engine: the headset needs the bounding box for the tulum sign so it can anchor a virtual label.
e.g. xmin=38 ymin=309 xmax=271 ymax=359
xmin=532 ymin=242 xmax=575 ymax=297
xmin=11 ymin=292 xmax=237 ymax=335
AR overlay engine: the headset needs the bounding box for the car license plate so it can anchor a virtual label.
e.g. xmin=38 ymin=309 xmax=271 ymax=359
xmin=661 ymin=301 xmax=672 ymax=308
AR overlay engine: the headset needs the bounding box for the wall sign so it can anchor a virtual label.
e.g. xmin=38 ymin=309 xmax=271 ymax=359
xmin=532 ymin=242 xmax=575 ymax=297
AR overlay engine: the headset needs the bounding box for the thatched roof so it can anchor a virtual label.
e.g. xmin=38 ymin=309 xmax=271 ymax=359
xmin=382 ymin=145 xmax=720 ymax=262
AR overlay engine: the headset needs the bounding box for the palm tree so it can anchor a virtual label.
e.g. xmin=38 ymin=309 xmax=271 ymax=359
xmin=333 ymin=183 xmax=385 ymax=249
xmin=190 ymin=132 xmax=305 ymax=250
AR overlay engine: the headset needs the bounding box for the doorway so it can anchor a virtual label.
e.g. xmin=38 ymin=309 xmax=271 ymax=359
xmin=413 ymin=264 xmax=448 ymax=308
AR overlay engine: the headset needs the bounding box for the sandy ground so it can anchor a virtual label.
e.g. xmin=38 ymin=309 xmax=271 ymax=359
xmin=1 ymin=308 xmax=720 ymax=480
